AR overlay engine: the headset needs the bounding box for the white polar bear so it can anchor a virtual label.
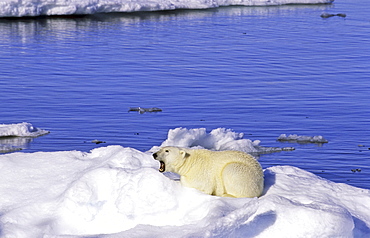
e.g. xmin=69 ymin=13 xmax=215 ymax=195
xmin=153 ymin=146 xmax=264 ymax=198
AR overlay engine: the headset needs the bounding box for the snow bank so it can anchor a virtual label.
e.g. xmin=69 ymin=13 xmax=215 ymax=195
xmin=153 ymin=127 xmax=295 ymax=154
xmin=0 ymin=122 xmax=49 ymax=138
xmin=277 ymin=134 xmax=328 ymax=143
xmin=0 ymin=145 xmax=369 ymax=237
xmin=0 ymin=0 xmax=334 ymax=17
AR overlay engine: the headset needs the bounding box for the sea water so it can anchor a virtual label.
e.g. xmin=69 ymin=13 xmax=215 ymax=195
xmin=1 ymin=0 xmax=370 ymax=189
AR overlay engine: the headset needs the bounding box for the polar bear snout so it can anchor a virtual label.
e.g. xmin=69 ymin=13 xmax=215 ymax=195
xmin=152 ymin=151 xmax=166 ymax=173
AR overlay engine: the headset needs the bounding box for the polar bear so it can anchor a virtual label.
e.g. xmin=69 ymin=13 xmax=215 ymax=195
xmin=152 ymin=146 xmax=264 ymax=198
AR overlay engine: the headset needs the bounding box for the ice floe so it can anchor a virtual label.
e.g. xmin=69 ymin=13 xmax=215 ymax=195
xmin=0 ymin=122 xmax=49 ymax=138
xmin=277 ymin=134 xmax=328 ymax=144
xmin=0 ymin=0 xmax=335 ymax=17
xmin=0 ymin=122 xmax=49 ymax=153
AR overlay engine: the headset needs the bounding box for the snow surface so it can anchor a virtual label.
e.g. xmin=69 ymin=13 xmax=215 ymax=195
xmin=0 ymin=122 xmax=49 ymax=153
xmin=0 ymin=0 xmax=334 ymax=17
xmin=277 ymin=134 xmax=329 ymax=143
xmin=0 ymin=127 xmax=369 ymax=237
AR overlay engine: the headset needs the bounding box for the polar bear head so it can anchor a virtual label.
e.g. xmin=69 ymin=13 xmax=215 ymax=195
xmin=152 ymin=146 xmax=189 ymax=173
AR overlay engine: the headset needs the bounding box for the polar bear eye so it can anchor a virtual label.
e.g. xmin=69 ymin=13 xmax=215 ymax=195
xmin=165 ymin=150 xmax=169 ymax=153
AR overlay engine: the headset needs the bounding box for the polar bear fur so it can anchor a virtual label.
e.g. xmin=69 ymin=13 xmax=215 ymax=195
xmin=153 ymin=146 xmax=264 ymax=198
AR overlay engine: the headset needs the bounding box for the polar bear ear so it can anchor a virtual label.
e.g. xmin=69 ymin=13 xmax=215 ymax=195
xmin=180 ymin=150 xmax=189 ymax=159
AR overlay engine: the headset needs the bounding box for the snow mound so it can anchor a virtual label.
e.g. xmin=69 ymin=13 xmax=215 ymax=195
xmin=0 ymin=145 xmax=369 ymax=237
xmin=0 ymin=122 xmax=49 ymax=138
xmin=0 ymin=0 xmax=334 ymax=17
xmin=153 ymin=127 xmax=295 ymax=154
xmin=277 ymin=134 xmax=328 ymax=143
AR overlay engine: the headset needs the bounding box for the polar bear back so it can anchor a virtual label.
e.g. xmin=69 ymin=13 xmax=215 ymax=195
xmin=180 ymin=149 xmax=264 ymax=198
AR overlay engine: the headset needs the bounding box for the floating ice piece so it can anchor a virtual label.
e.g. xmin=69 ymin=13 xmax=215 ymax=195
xmin=128 ymin=107 xmax=162 ymax=114
xmin=0 ymin=122 xmax=49 ymax=137
xmin=0 ymin=0 xmax=335 ymax=17
xmin=92 ymin=139 xmax=106 ymax=144
xmin=277 ymin=134 xmax=328 ymax=143
xmin=83 ymin=139 xmax=106 ymax=144
xmin=0 ymin=123 xmax=49 ymax=153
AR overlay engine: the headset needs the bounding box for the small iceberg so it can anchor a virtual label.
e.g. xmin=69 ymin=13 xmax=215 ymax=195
xmin=84 ymin=139 xmax=106 ymax=144
xmin=277 ymin=134 xmax=328 ymax=144
xmin=0 ymin=122 xmax=49 ymax=137
xmin=0 ymin=122 xmax=49 ymax=153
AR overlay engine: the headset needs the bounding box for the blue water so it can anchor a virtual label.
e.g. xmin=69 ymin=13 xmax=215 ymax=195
xmin=1 ymin=1 xmax=370 ymax=189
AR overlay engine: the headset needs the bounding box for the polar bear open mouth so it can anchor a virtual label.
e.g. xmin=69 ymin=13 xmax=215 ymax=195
xmin=159 ymin=161 xmax=165 ymax=173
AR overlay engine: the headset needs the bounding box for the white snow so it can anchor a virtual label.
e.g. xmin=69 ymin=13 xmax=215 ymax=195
xmin=0 ymin=0 xmax=334 ymax=17
xmin=0 ymin=127 xmax=369 ymax=237
xmin=0 ymin=122 xmax=49 ymax=138
xmin=277 ymin=134 xmax=329 ymax=143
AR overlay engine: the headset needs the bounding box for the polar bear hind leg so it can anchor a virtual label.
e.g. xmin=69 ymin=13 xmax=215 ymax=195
xmin=221 ymin=162 xmax=263 ymax=198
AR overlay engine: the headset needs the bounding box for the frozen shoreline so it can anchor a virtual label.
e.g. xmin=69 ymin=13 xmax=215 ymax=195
xmin=0 ymin=0 xmax=334 ymax=17
xmin=0 ymin=126 xmax=369 ymax=237
xmin=0 ymin=145 xmax=369 ymax=237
